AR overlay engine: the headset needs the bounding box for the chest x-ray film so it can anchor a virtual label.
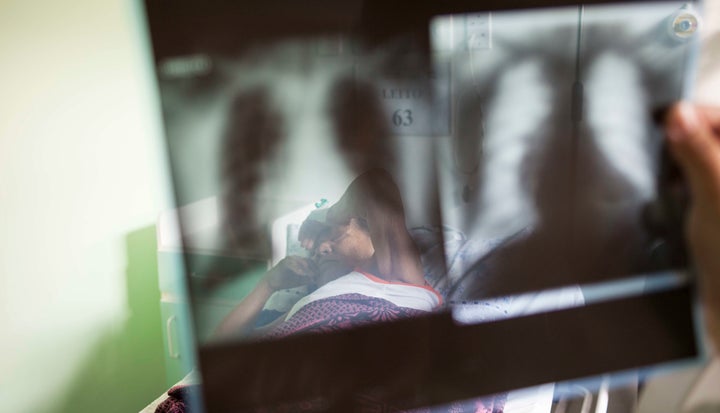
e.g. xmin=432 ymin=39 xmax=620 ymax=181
xmin=144 ymin=0 xmax=703 ymax=411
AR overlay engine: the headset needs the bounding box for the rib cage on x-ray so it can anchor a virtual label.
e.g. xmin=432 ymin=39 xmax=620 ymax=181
xmin=437 ymin=4 xmax=693 ymax=299
xmin=159 ymin=2 xmax=696 ymax=301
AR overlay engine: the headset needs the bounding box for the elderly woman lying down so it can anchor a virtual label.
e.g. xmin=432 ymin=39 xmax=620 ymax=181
xmin=215 ymin=169 xmax=443 ymax=341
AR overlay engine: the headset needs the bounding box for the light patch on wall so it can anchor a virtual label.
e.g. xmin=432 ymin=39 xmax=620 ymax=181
xmin=268 ymin=54 xmax=356 ymax=204
xmin=160 ymin=54 xmax=212 ymax=78
xmin=222 ymin=42 xmax=359 ymax=206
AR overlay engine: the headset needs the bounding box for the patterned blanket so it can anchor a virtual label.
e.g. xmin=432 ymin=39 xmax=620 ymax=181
xmin=264 ymin=293 xmax=427 ymax=339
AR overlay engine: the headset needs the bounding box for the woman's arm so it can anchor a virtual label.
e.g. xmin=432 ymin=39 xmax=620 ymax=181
xmin=215 ymin=278 xmax=275 ymax=339
xmin=214 ymin=256 xmax=318 ymax=339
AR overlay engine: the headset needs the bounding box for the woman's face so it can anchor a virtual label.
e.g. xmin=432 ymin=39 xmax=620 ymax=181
xmin=311 ymin=218 xmax=374 ymax=285
xmin=327 ymin=218 xmax=375 ymax=266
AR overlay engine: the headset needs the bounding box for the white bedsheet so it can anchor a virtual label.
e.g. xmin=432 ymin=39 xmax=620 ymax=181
xmin=285 ymin=270 xmax=443 ymax=320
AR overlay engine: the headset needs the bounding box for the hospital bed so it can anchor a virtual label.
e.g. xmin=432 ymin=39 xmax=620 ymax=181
xmin=140 ymin=197 xmax=641 ymax=413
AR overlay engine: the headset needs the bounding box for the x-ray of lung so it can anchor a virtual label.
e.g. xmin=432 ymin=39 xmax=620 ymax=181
xmin=144 ymin=1 xmax=702 ymax=411
xmin=432 ymin=3 xmax=699 ymax=300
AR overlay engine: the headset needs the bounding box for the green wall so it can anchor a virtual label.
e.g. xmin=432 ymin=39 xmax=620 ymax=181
xmin=55 ymin=226 xmax=166 ymax=413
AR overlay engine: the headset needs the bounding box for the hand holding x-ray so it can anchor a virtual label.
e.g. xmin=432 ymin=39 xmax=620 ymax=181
xmin=667 ymin=102 xmax=720 ymax=349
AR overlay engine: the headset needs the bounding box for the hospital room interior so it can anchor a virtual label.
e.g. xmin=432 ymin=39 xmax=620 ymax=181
xmin=2 ymin=0 xmax=720 ymax=412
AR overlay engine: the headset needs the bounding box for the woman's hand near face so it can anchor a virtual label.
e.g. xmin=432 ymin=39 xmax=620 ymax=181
xmin=215 ymin=256 xmax=318 ymax=339
xmin=263 ymin=256 xmax=319 ymax=291
xmin=666 ymin=102 xmax=720 ymax=349
xmin=298 ymin=219 xmax=327 ymax=251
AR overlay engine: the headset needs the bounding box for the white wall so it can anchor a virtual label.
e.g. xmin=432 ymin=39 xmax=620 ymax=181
xmin=0 ymin=0 xmax=171 ymax=411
